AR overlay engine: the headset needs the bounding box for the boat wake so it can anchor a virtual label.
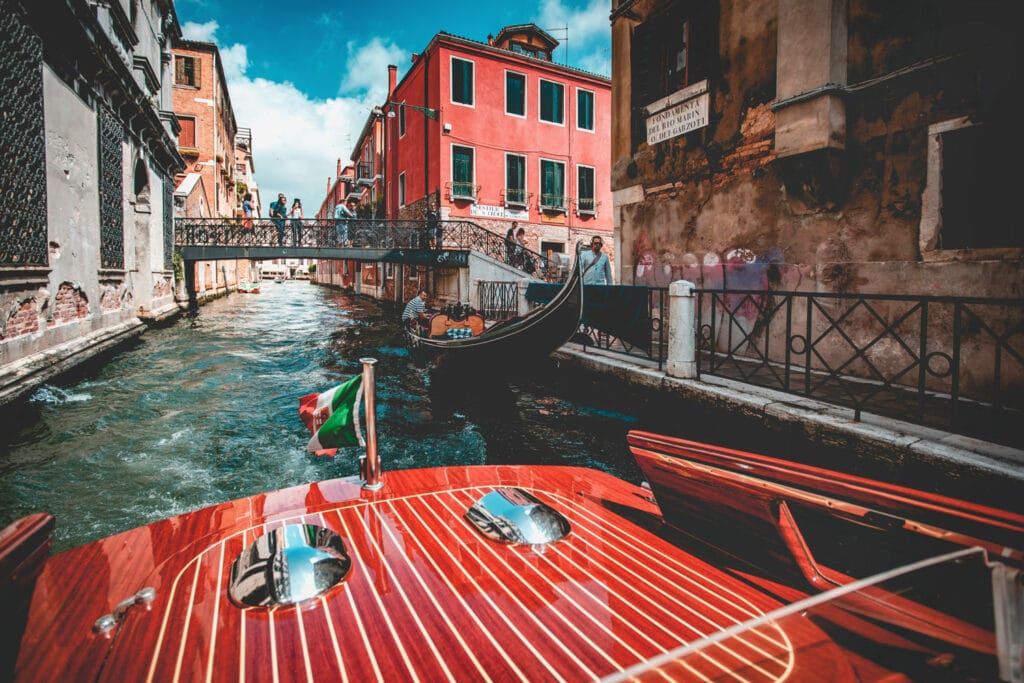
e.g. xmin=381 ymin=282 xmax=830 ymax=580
xmin=30 ymin=384 xmax=92 ymax=405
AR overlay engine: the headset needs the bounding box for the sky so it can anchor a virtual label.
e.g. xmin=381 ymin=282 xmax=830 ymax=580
xmin=174 ymin=0 xmax=612 ymax=213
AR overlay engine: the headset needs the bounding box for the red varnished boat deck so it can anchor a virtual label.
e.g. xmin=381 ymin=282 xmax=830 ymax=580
xmin=17 ymin=466 xmax=854 ymax=682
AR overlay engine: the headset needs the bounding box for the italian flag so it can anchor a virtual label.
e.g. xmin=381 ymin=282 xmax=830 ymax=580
xmin=298 ymin=375 xmax=364 ymax=456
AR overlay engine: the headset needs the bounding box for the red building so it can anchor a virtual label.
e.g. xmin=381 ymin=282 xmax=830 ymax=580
xmin=385 ymin=24 xmax=613 ymax=269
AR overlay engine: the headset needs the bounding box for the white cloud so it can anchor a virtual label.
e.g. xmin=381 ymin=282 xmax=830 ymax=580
xmin=340 ymin=38 xmax=407 ymax=97
xmin=177 ymin=22 xmax=395 ymax=214
xmin=181 ymin=20 xmax=219 ymax=42
xmin=537 ymin=0 xmax=611 ymax=76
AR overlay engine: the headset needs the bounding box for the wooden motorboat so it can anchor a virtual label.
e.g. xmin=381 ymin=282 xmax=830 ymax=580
xmin=4 ymin=363 xmax=1021 ymax=681
xmin=405 ymin=247 xmax=582 ymax=363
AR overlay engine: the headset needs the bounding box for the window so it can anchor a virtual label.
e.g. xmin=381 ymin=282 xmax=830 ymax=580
xmin=399 ymin=102 xmax=406 ymax=137
xmin=452 ymin=145 xmax=475 ymax=199
xmin=540 ymin=159 xmax=565 ymax=210
xmin=506 ymin=72 xmax=526 ymax=117
xmin=577 ymin=89 xmax=594 ymax=131
xmin=505 ymin=154 xmax=527 ymax=206
xmin=174 ymin=55 xmax=200 ymax=87
xmin=539 ymin=80 xmax=564 ymax=124
xmin=577 ymin=165 xmax=595 ymax=214
xmin=632 ymin=4 xmax=714 ymax=148
xmin=451 ymin=57 xmax=474 ymax=106
xmin=920 ymin=118 xmax=1021 ymax=251
xmin=177 ymin=116 xmax=196 ymax=148
xmin=398 ymin=172 xmax=406 ymax=207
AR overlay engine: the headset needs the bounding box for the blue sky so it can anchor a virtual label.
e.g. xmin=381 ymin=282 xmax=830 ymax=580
xmin=175 ymin=0 xmax=611 ymax=211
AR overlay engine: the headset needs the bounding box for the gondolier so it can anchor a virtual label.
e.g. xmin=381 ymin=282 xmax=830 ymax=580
xmin=402 ymin=290 xmax=430 ymax=329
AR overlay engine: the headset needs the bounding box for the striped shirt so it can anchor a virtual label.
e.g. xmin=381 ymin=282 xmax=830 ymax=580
xmin=402 ymin=296 xmax=426 ymax=321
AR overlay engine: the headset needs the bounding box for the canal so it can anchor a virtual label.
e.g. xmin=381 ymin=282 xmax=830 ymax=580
xmin=0 ymin=280 xmax=649 ymax=554
xmin=3 ymin=279 xmax=1020 ymax=555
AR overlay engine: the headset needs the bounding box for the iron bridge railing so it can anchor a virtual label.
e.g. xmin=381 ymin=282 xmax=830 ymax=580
xmin=174 ymin=217 xmax=562 ymax=280
xmin=696 ymin=288 xmax=1024 ymax=448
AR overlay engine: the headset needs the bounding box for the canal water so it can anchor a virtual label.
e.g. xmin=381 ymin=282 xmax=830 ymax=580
xmin=0 ymin=280 xmax=647 ymax=554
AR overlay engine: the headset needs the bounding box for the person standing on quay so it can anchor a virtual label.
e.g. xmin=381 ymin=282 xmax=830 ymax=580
xmin=289 ymin=198 xmax=304 ymax=246
xmin=580 ymin=235 xmax=612 ymax=285
xmin=269 ymin=193 xmax=287 ymax=247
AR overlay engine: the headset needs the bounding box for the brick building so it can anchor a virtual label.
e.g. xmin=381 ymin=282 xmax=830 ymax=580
xmin=171 ymin=39 xmax=254 ymax=293
xmin=611 ymin=0 xmax=1023 ymax=408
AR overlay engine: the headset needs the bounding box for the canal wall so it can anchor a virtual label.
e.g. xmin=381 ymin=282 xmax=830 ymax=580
xmin=551 ymin=345 xmax=1024 ymax=511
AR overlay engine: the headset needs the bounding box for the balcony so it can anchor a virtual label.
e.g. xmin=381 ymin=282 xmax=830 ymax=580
xmin=356 ymin=162 xmax=376 ymax=186
xmin=449 ymin=181 xmax=478 ymax=202
xmin=504 ymin=188 xmax=529 ymax=208
xmin=539 ymin=193 xmax=567 ymax=213
xmin=577 ymin=197 xmax=596 ymax=216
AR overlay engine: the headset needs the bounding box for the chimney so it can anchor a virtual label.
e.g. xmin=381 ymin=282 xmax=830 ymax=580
xmin=487 ymin=34 xmax=494 ymax=46
xmin=388 ymin=64 xmax=397 ymax=98
xmin=337 ymin=158 xmax=341 ymax=178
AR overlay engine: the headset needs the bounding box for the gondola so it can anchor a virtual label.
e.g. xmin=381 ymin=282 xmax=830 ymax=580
xmin=405 ymin=246 xmax=583 ymax=363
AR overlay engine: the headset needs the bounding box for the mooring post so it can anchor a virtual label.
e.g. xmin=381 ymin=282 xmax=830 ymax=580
xmin=359 ymin=357 xmax=383 ymax=490
xmin=667 ymin=280 xmax=697 ymax=379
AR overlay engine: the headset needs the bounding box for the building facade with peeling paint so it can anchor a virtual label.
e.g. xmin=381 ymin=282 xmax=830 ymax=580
xmin=611 ymin=0 xmax=1022 ymax=410
xmin=0 ymin=0 xmax=184 ymax=405
xmin=611 ymin=0 xmax=1022 ymax=290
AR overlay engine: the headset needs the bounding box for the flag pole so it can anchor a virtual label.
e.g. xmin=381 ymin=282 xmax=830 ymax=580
xmin=359 ymin=357 xmax=383 ymax=490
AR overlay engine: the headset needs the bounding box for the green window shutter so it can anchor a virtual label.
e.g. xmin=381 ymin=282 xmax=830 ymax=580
xmin=453 ymin=146 xmax=473 ymax=197
xmin=541 ymin=161 xmax=564 ymax=207
xmin=578 ymin=90 xmax=593 ymax=130
xmin=452 ymin=59 xmax=473 ymax=105
xmin=506 ymin=73 xmax=525 ymax=115
xmin=540 ymin=81 xmax=564 ymax=124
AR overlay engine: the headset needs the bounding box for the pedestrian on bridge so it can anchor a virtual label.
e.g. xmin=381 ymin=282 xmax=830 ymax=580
xmin=270 ymin=193 xmax=287 ymax=246
xmin=425 ymin=197 xmax=441 ymax=249
xmin=289 ymin=199 xmax=304 ymax=247
xmin=334 ymin=199 xmax=356 ymax=247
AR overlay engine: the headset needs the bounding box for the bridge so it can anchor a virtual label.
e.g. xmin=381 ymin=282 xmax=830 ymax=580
xmin=174 ymin=217 xmax=550 ymax=271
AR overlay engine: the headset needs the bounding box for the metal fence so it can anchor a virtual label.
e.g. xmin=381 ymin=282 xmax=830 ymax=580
xmin=174 ymin=217 xmax=563 ymax=280
xmin=695 ymin=288 xmax=1024 ymax=447
xmin=575 ymin=286 xmax=669 ymax=370
xmin=477 ymin=281 xmax=519 ymax=320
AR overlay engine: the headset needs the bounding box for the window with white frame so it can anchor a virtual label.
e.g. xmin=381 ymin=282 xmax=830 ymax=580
xmin=539 ymin=79 xmax=564 ymax=124
xmin=451 ymin=57 xmax=474 ymax=106
xmin=398 ymin=171 xmax=406 ymax=207
xmin=452 ymin=145 xmax=475 ymax=199
xmin=577 ymin=165 xmax=595 ymax=214
xmin=505 ymin=154 xmax=527 ymax=206
xmin=540 ymin=159 xmax=565 ymax=210
xmin=577 ymin=88 xmax=594 ymax=131
xmin=506 ymin=71 xmax=526 ymax=117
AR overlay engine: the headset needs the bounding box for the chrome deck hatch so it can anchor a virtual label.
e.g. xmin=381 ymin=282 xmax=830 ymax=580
xmin=465 ymin=488 xmax=570 ymax=545
xmin=228 ymin=524 xmax=351 ymax=607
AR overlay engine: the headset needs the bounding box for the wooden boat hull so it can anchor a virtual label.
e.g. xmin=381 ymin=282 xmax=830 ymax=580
xmin=406 ymin=252 xmax=583 ymax=363
xmin=15 ymin=465 xmax=861 ymax=682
